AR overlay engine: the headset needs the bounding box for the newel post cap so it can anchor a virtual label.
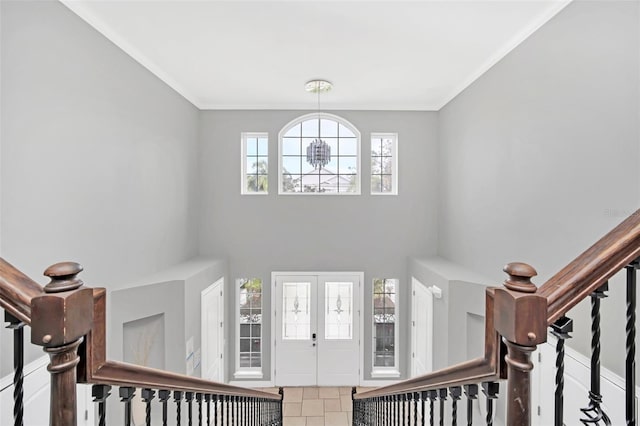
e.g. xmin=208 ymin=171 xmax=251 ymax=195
xmin=43 ymin=262 xmax=84 ymax=293
xmin=503 ymin=262 xmax=538 ymax=293
xmin=494 ymin=262 xmax=547 ymax=346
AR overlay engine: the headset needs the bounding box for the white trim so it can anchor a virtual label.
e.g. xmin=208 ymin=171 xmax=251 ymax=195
xmin=370 ymin=369 xmax=401 ymax=379
xmin=271 ymin=271 xmax=365 ymax=386
xmin=437 ymin=0 xmax=573 ymax=109
xmin=233 ymin=370 xmax=264 ymax=380
xmin=234 ymin=278 xmax=264 ymax=378
xmin=199 ymin=103 xmax=440 ymax=111
xmin=277 ymin=113 xmax=362 ymax=195
xmin=228 ymin=380 xmax=274 ymax=388
xmin=370 ymin=133 xmax=399 ymax=196
xmin=241 ymin=132 xmax=269 ymax=195
xmin=360 ymin=379 xmax=403 ymax=387
xmin=59 ymin=1 xmax=201 ymax=108
xmin=201 ymin=277 xmax=224 ymax=383
xmin=0 ymin=355 xmax=49 ymax=391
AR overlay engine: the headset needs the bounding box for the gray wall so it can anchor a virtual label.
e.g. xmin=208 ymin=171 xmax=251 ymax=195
xmin=0 ymin=0 xmax=200 ymax=375
xmin=438 ymin=0 xmax=640 ymax=380
xmin=199 ymin=110 xmax=439 ymax=380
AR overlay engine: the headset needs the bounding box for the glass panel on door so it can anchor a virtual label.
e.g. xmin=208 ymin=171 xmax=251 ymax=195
xmin=324 ymin=281 xmax=353 ymax=340
xmin=282 ymin=282 xmax=311 ymax=340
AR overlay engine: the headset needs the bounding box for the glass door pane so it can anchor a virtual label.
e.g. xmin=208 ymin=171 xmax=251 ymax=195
xmin=282 ymin=282 xmax=311 ymax=340
xmin=324 ymin=281 xmax=353 ymax=340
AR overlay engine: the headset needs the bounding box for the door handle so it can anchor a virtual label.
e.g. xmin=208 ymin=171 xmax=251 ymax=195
xmin=312 ymin=333 xmax=317 ymax=341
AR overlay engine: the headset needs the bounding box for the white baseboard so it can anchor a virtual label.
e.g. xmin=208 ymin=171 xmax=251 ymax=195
xmin=229 ymin=380 xmax=275 ymax=388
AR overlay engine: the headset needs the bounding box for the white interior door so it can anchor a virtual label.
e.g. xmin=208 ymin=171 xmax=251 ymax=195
xmin=275 ymin=276 xmax=318 ymax=386
xmin=318 ymin=276 xmax=360 ymax=386
xmin=274 ymin=273 xmax=360 ymax=386
xmin=411 ymin=277 xmax=433 ymax=377
xmin=202 ymin=278 xmax=224 ymax=382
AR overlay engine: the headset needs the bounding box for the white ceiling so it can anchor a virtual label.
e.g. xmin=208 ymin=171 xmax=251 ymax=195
xmin=60 ymin=0 xmax=571 ymax=111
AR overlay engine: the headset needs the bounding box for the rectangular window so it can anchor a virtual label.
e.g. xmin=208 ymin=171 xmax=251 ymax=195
xmin=242 ymin=133 xmax=268 ymax=194
xmin=371 ymin=133 xmax=398 ymax=195
xmin=372 ymin=278 xmax=400 ymax=377
xmin=235 ymin=278 xmax=263 ymax=378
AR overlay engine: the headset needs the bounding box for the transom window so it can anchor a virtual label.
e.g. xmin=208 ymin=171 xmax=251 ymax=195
xmin=371 ymin=133 xmax=398 ymax=195
xmin=279 ymin=113 xmax=361 ymax=194
xmin=241 ymin=133 xmax=268 ymax=195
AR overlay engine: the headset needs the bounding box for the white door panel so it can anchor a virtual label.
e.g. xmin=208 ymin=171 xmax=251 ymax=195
xmin=412 ymin=277 xmax=433 ymax=377
xmin=275 ymin=277 xmax=317 ymax=386
xmin=202 ymin=278 xmax=224 ymax=382
xmin=275 ymin=273 xmax=360 ymax=386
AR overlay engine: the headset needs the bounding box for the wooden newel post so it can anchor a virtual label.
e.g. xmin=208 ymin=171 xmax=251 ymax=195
xmin=494 ymin=262 xmax=547 ymax=426
xmin=30 ymin=262 xmax=94 ymax=426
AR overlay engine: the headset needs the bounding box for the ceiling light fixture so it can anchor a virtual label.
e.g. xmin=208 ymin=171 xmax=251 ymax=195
xmin=305 ymin=79 xmax=333 ymax=169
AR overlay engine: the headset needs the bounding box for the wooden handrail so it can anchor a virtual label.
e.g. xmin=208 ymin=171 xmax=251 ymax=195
xmin=539 ymin=208 xmax=640 ymax=324
xmin=79 ymin=286 xmax=281 ymax=401
xmin=90 ymin=361 xmax=280 ymax=399
xmin=355 ymin=288 xmax=504 ymax=399
xmin=0 ymin=258 xmax=44 ymax=324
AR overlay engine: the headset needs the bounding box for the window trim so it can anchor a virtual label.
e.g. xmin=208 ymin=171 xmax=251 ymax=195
xmin=234 ymin=278 xmax=264 ymax=380
xmin=278 ymin=113 xmax=362 ymax=195
xmin=371 ymin=278 xmax=400 ymax=378
xmin=370 ymin=133 xmax=399 ymax=196
xmin=241 ymin=132 xmax=269 ymax=195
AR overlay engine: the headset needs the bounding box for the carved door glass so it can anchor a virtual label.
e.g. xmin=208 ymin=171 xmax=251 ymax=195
xmin=283 ymin=282 xmax=311 ymax=340
xmin=324 ymin=281 xmax=353 ymax=340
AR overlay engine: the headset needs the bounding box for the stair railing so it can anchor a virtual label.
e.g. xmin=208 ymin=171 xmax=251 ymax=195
xmin=0 ymin=259 xmax=283 ymax=426
xmin=354 ymin=208 xmax=640 ymax=426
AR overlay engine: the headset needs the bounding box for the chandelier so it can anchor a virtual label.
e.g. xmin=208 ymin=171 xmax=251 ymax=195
xmin=305 ymin=79 xmax=333 ymax=169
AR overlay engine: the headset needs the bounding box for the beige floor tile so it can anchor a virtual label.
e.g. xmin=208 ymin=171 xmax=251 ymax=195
xmin=318 ymin=387 xmax=340 ymax=399
xmin=340 ymin=395 xmax=353 ymax=412
xmin=284 ymin=387 xmax=304 ymax=403
xmin=324 ymin=398 xmax=342 ymax=412
xmin=303 ymin=387 xmax=319 ymax=399
xmin=283 ymin=402 xmax=302 ymax=417
xmin=283 ymin=416 xmax=306 ymax=426
xmin=324 ymin=411 xmax=349 ymax=426
xmin=339 ymin=387 xmax=352 ymax=395
xmin=301 ymin=399 xmax=324 ymax=417
xmin=306 ymin=416 xmax=324 ymax=426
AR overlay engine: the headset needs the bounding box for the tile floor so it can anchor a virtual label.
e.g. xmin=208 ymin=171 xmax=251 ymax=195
xmin=280 ymin=386 xmax=354 ymax=426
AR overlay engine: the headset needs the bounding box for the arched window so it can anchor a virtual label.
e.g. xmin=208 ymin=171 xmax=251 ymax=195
xmin=278 ymin=113 xmax=361 ymax=194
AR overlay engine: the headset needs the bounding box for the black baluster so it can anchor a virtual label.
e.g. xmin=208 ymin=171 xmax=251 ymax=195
xmin=5 ymin=313 xmax=24 ymax=426
xmin=481 ymin=382 xmax=499 ymax=426
xmin=159 ymin=390 xmax=170 ymax=426
xmin=214 ymin=395 xmax=219 ymax=426
xmin=205 ymin=394 xmax=211 ymax=426
xmin=142 ymin=389 xmax=155 ymax=426
xmin=438 ymin=389 xmax=447 ymax=426
xmin=92 ymin=384 xmax=111 ymax=426
xmin=175 ymin=391 xmax=183 ymax=426
xmin=580 ymin=282 xmax=612 ymax=425
xmin=120 ymin=387 xmax=135 ymax=426
xmin=421 ymin=392 xmax=427 ymax=426
xmin=450 ymin=387 xmax=461 ymax=426
xmin=185 ymin=392 xmax=194 ymax=426
xmin=396 ymin=393 xmax=400 ymax=425
xmin=226 ymin=395 xmax=230 ymax=426
xmin=413 ymin=392 xmax=419 ymax=426
xmin=627 ymin=260 xmax=639 ymax=426
xmin=426 ymin=390 xmax=436 ymax=426
xmin=463 ymin=384 xmax=477 ymax=426
xmin=551 ymin=316 xmax=573 ymax=426
xmin=196 ymin=393 xmax=203 ymax=426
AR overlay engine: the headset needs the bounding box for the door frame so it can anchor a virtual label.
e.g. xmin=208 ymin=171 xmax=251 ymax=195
xmin=201 ymin=277 xmax=224 ymax=382
xmin=271 ymin=271 xmax=365 ymax=386
xmin=411 ymin=277 xmax=433 ymax=377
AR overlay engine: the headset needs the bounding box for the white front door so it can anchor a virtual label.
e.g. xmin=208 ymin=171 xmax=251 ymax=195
xmin=411 ymin=277 xmax=433 ymax=377
xmin=274 ymin=273 xmax=361 ymax=386
xmin=202 ymin=278 xmax=224 ymax=382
